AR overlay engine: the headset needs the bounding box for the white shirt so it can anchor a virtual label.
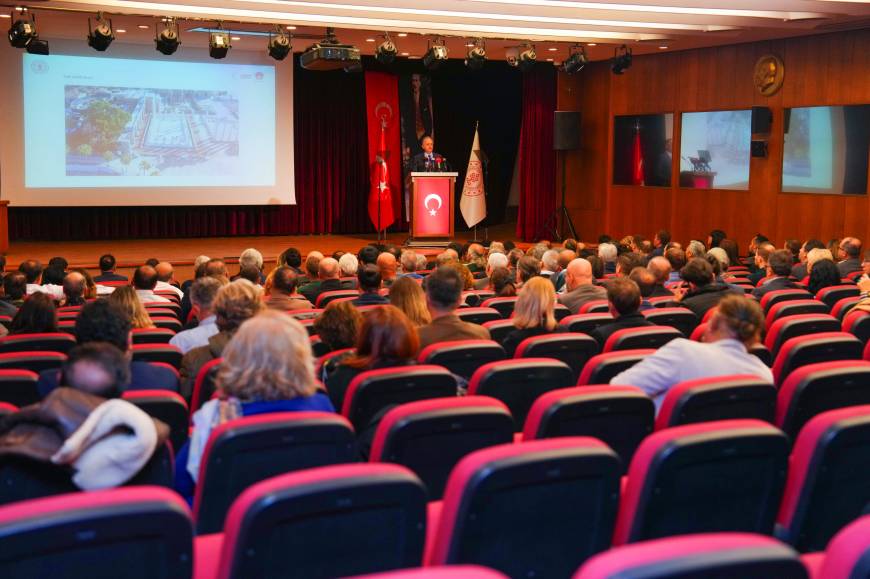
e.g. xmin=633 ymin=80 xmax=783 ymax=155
xmin=610 ymin=338 xmax=774 ymax=412
xmin=156 ymin=280 xmax=184 ymax=299
xmin=170 ymin=315 xmax=218 ymax=354
xmin=135 ymin=289 xmax=170 ymax=303
xmin=27 ymin=283 xmax=63 ymax=300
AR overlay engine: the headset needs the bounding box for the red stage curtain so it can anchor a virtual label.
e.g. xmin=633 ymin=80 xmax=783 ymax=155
xmin=516 ymin=65 xmax=557 ymax=242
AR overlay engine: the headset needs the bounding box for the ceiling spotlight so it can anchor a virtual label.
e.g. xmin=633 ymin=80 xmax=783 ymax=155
xmin=423 ymin=38 xmax=448 ymax=70
xmin=375 ymin=34 xmax=397 ymax=65
xmin=154 ymin=18 xmax=180 ymax=55
xmin=209 ymin=25 xmax=231 ymax=59
xmin=87 ymin=12 xmax=114 ymax=52
xmin=561 ymin=45 xmax=588 ymax=74
xmin=517 ymin=44 xmax=537 ymax=72
xmin=26 ymin=37 xmax=49 ymax=54
xmin=7 ymin=8 xmax=38 ymax=49
xmin=465 ymin=38 xmax=486 ymax=71
xmin=267 ymin=27 xmax=292 ymax=61
xmin=611 ymin=44 xmax=633 ymax=74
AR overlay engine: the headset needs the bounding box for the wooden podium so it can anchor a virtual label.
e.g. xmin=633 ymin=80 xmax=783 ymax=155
xmin=409 ymin=172 xmax=457 ymax=245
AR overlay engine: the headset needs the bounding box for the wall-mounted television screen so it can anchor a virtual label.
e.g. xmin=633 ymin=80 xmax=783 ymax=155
xmin=613 ymin=113 xmax=674 ymax=187
xmin=679 ymin=110 xmax=751 ymax=190
xmin=782 ymin=105 xmax=870 ymax=195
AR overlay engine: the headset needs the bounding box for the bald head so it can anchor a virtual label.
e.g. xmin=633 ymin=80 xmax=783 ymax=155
xmin=318 ymin=257 xmax=339 ymax=280
xmin=565 ymin=258 xmax=593 ymax=291
xmin=558 ymin=250 xmax=577 ymax=270
xmin=377 ymin=252 xmax=397 ymax=279
xmin=155 ymin=261 xmax=174 ymax=282
xmin=648 ymin=256 xmax=672 ymax=285
xmin=63 ymin=271 xmax=86 ymax=303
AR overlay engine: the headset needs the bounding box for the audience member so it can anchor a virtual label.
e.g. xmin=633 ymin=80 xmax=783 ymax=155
xmin=314 ymin=300 xmax=362 ymax=352
xmin=416 ymin=253 xmax=429 ymax=272
xmin=10 ymin=292 xmax=57 ymax=335
xmin=41 ymin=265 xmax=66 ymax=286
xmin=358 ymin=245 xmax=379 ymax=266
xmin=616 ymin=252 xmax=645 ymax=277
xmin=516 ymin=255 xmax=541 ymax=288
xmin=300 ymin=257 xmax=342 ymax=304
xmin=784 ymin=239 xmax=801 ymax=262
xmin=238 ymin=248 xmax=265 ymax=284
xmin=629 ymin=267 xmax=657 ymax=311
xmin=108 ymin=286 xmax=155 ymax=329
xmin=266 ymin=266 xmax=314 ymax=312
xmin=278 ymin=247 xmax=303 ymax=273
xmin=838 ymin=237 xmax=862 ymax=276
xmin=793 ymin=239 xmax=826 ymax=280
xmin=719 ymin=239 xmax=741 ymax=270
xmin=417 ymin=266 xmax=490 ymax=349
xmin=61 ymin=271 xmax=87 ymax=307
xmin=133 ymin=265 xmax=170 ymax=304
xmin=748 ymin=243 xmax=776 ymax=286
xmin=476 ymin=252 xmax=508 ymax=290
xmin=353 ymin=265 xmax=389 ymax=306
xmin=339 ymin=252 xmax=360 ymax=280
xmin=598 ymin=243 xmax=618 ymax=274
xmin=651 ymin=229 xmax=670 ymax=257
xmin=400 ymin=250 xmax=422 ymax=279
xmin=447 ymin=261 xmax=476 ymax=291
xmin=647 ymin=256 xmax=675 ymax=298
xmin=73 ymin=268 xmax=100 ymax=299
xmin=558 ymin=258 xmax=607 ymax=314
xmin=501 ymin=277 xmax=563 ymax=357
xmin=377 ymin=252 xmax=398 ymax=287
xmin=540 ymin=250 xmax=560 ymax=280
xmin=155 ymin=262 xmax=184 ymax=298
xmin=2 ymin=272 xmax=27 ymax=310
xmin=18 ymin=259 xmax=43 ymax=287
xmin=707 ymin=229 xmax=727 ymax=249
xmin=145 ymin=258 xmax=160 ymax=268
xmin=589 ymin=278 xmax=655 ymax=347
xmin=170 ymin=277 xmax=226 ymax=354
xmin=237 ymin=265 xmax=261 ymax=285
xmin=389 ymin=276 xmax=431 ymax=327
xmin=61 ymin=342 xmax=131 ymax=399
xmin=752 ymin=250 xmax=799 ymax=299
xmin=678 ymin=258 xmax=741 ymax=320
xmin=807 ymin=248 xmax=835 ymax=273
xmin=489 ymin=266 xmax=516 ymax=297
xmin=707 ymin=247 xmax=730 ymax=272
xmin=808 ymin=258 xmax=842 ymax=295
xmin=465 ymin=244 xmax=486 ymax=273
xmin=664 ymin=248 xmax=686 ymax=283
xmin=685 ymin=240 xmax=707 ymax=261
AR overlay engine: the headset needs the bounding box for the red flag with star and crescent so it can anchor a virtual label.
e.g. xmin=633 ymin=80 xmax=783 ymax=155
xmin=365 ymin=72 xmax=401 ymax=231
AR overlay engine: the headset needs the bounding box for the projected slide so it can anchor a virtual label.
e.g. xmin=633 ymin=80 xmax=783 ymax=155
xmin=24 ymin=54 xmax=275 ymax=188
xmin=679 ymin=110 xmax=751 ymax=190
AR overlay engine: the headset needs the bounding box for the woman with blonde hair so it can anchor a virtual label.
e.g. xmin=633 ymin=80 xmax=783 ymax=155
xmin=501 ymin=276 xmax=563 ymax=357
xmin=108 ymin=285 xmax=154 ymax=329
xmin=174 ymin=310 xmax=334 ymax=501
xmin=389 ymin=276 xmax=431 ymax=327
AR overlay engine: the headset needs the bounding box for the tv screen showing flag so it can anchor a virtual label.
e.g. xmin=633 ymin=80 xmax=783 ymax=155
xmin=613 ymin=113 xmax=674 ymax=187
xmin=679 ymin=110 xmax=751 ymax=190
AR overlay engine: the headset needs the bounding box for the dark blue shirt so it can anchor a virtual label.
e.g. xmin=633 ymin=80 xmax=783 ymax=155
xmin=37 ymin=360 xmax=180 ymax=398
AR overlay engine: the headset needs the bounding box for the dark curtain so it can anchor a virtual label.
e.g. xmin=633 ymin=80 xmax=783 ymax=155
xmin=10 ymin=61 xmax=372 ymax=241
xmin=516 ymin=64 xmax=557 ymax=242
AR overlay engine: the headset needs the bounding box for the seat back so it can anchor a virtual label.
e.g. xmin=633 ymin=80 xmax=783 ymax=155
xmin=316 ymin=290 xmax=360 ymax=307
xmin=151 ymin=317 xmax=183 ymax=332
xmin=342 ymin=365 xmax=457 ymax=431
xmin=577 ymin=349 xmax=655 ymax=385
xmin=641 ymin=307 xmax=699 ymax=337
xmin=131 ymin=344 xmax=183 ymax=369
xmin=603 ymin=326 xmax=682 ymax=353
xmin=514 ymin=332 xmax=599 ymax=382
xmin=0 ymin=369 xmax=40 ymax=407
xmin=843 ymin=309 xmax=870 ymax=344
xmin=613 ymin=419 xmax=789 ymax=545
xmin=764 ymin=314 xmax=841 ymax=357
xmin=0 ymin=402 xmax=16 ymax=416
xmin=350 ymin=567 xmax=507 ymax=579
xmin=0 ymin=487 xmax=193 ymax=579
xmin=559 ymin=313 xmax=614 ymax=334
xmin=759 ymin=289 xmax=814 ymax=313
xmin=476 ymin=297 xmax=516 ymax=319
xmin=417 ymin=340 xmax=506 ymax=380
xmin=816 ymin=285 xmax=860 ymax=309
xmin=481 ymin=319 xmax=516 ymax=345
xmin=190 ymin=357 xmax=222 ymax=414
xmin=0 ymin=351 xmax=67 ymax=374
xmin=831 ymin=296 xmax=861 ymax=321
xmin=775 ymin=360 xmax=870 ymax=439
xmin=122 ymin=390 xmax=189 ymax=453
xmin=573 ymin=533 xmax=806 ymax=579
xmin=309 ymin=335 xmax=331 ymax=358
xmin=370 ymin=397 xmax=514 ymax=500
xmin=579 ymin=300 xmax=610 ymax=314
xmin=655 ymin=375 xmax=777 ymax=430
xmin=215 ymin=464 xmax=426 ymax=579
xmin=468 ymin=359 xmax=575 ymax=430
xmin=0 ymin=333 xmax=77 ymax=354
xmin=816 ymin=515 xmax=870 ymax=579
xmin=427 ymin=438 xmax=621 ymax=578
xmin=523 ymin=386 xmax=654 ymax=470
xmin=766 ymin=300 xmax=830 ymax=327
xmin=771 ymin=332 xmax=863 ymax=386
xmin=455 ymin=307 xmax=502 ymax=325
xmin=131 ymin=328 xmax=176 ymax=344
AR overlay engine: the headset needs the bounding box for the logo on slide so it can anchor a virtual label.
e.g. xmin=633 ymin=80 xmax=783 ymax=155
xmin=255 ymin=71 xmax=264 ymax=81
xmin=424 ymin=193 xmax=442 ymax=217
xmin=30 ymin=60 xmax=48 ymax=74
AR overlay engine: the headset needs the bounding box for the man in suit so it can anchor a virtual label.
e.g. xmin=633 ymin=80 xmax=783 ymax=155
xmin=410 ymin=135 xmax=450 ymax=172
xmin=647 ymin=257 xmax=675 ymax=298
xmin=679 ymin=258 xmax=742 ymax=320
xmin=752 ymin=250 xmax=799 ymax=299
xmin=418 ymin=266 xmax=490 ymax=350
xmin=558 ymin=258 xmax=607 ymax=314
xmin=589 ymin=277 xmax=655 ymax=348
xmin=748 ymin=243 xmax=775 ymax=287
xmin=300 ymin=258 xmax=343 ymax=305
xmin=791 ymin=239 xmax=825 ymax=281
xmin=651 ymin=230 xmax=670 ymax=258
xmin=94 ymin=254 xmax=127 ymax=283
xmin=837 ymin=237 xmax=862 ymax=277
xmin=265 ymin=267 xmax=314 ymax=313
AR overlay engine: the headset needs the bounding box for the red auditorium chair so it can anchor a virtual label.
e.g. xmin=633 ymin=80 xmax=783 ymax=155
xmin=0 ymin=316 xmax=12 ymax=331
xmin=775 ymin=360 xmax=870 ymax=439
xmin=190 ymin=358 xmax=222 ymax=414
xmin=0 ymin=369 xmax=40 ymax=407
xmin=426 ymin=438 xmax=621 ymax=578
xmin=369 ymin=397 xmax=514 ymax=500
xmin=341 ymin=365 xmax=457 ymax=432
xmin=57 ymin=310 xmax=82 ymax=321
xmin=465 ymin=290 xmax=495 ymax=304
xmin=577 ymin=349 xmax=655 ymax=385
xmin=467 ymin=359 xmax=575 ymax=429
xmin=352 ymin=566 xmax=507 ymax=579
xmin=287 ymin=308 xmax=323 ymax=320
xmin=315 ymin=290 xmax=359 ymax=308
xmin=417 ymin=340 xmax=506 ymax=380
xmin=775 ymin=405 xmax=870 ymax=553
xmin=559 ymin=313 xmax=614 ymax=334
xmin=154 ymin=290 xmax=181 ymax=303
xmin=480 ymin=296 xmax=518 ymax=319
xmin=846 ymin=270 xmax=864 ymax=282
xmin=298 ymin=318 xmax=318 ymax=336
xmin=309 ymin=335 xmax=331 ymax=358
xmin=144 ymin=301 xmax=182 ymax=317
xmin=193 ymin=412 xmax=356 ymax=534
xmin=763 ymin=314 xmax=841 ymax=358
xmin=750 ymin=344 xmax=774 ymax=367
xmin=766 ymin=300 xmax=830 ymax=327
xmin=151 ymin=317 xmax=183 ymax=332
xmin=455 ymin=307 xmax=501 ymax=325
xmin=612 ymin=419 xmax=789 ymax=545
xmin=831 ymin=296 xmax=860 ymax=321
xmin=553 ymin=303 xmax=571 ymax=321
xmin=690 ymin=322 xmax=707 ymax=342
xmin=0 ymin=351 xmax=67 ymax=374
xmin=579 ymin=300 xmax=610 ymax=314
xmin=522 ymin=386 xmax=654 ymax=469
xmin=145 ymin=307 xmax=181 ymax=320
xmin=122 ymin=389 xmax=190 ymax=453
xmin=0 ymin=487 xmax=193 ymax=579
xmin=514 ymin=332 xmax=599 ymax=382
xmin=755 ymin=275 xmax=776 ymax=288
xmin=771 ymin=332 xmax=863 ymax=386
xmin=315 ymin=347 xmax=354 ymax=378
xmin=573 ymin=533 xmax=806 ymax=579
xmin=759 ymin=289 xmax=814 ymax=313
xmin=647 ymin=296 xmax=676 ymax=308
xmin=843 ymin=309 xmax=870 ymax=344
xmin=801 ymin=515 xmax=870 ymax=579
xmin=131 ymin=343 xmax=183 ymax=368
xmin=131 ymin=327 xmax=176 ymax=344
xmin=196 ymin=464 xmax=426 ymax=579
xmin=641 ymin=307 xmax=699 ymax=337
xmin=816 ymin=285 xmax=860 ymax=309
xmin=481 ymin=319 xmax=516 ymax=344
xmin=0 ymin=333 xmax=76 ymax=354
xmin=461 ymin=292 xmax=482 ymax=307
xmin=654 ymin=375 xmax=777 ymax=430
xmin=602 ymin=326 xmax=682 ymax=353
xmin=0 ymin=401 xmax=16 ymax=416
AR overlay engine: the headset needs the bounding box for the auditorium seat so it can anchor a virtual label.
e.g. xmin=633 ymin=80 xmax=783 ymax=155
xmin=341 ymin=365 xmax=457 ymax=432
xmin=417 ymin=340 xmax=506 ymax=380
xmin=480 ymin=297 xmax=518 ymax=319
xmin=193 ymin=411 xmax=356 ymax=534
xmin=0 ymin=351 xmax=67 ymax=374
xmin=641 ymin=307 xmax=699 ymax=337
xmin=0 ymin=401 xmax=16 ymax=416
xmin=771 ymin=333 xmax=863 ymax=386
xmin=577 ymin=349 xmax=655 ymax=385
xmin=514 ymin=332 xmax=599 ymax=382
xmin=701 ymin=307 xmax=718 ymax=324
xmin=750 ymin=344 xmax=774 ymax=367
xmin=775 ymin=405 xmax=870 ymax=553
xmin=759 ymin=289 xmax=814 ymax=313
xmin=351 ymin=566 xmax=507 ymax=579
xmin=690 ymin=322 xmax=707 ymax=342
xmin=196 ymin=463 xmax=426 ymax=579
xmin=287 ymin=308 xmax=323 ymax=320
xmin=602 ymin=326 xmax=682 ymax=353
xmin=131 ymin=343 xmax=183 ymax=369
xmin=800 ymin=515 xmax=870 ymax=579
xmin=151 ymin=317 xmax=183 ymax=332
xmin=831 ymin=296 xmax=860 ymax=321
xmin=154 ymin=290 xmax=181 ymax=303
xmin=0 ymin=369 xmax=40 ymax=407
xmin=467 ymin=359 xmax=575 ymax=430
xmin=309 ymin=335 xmax=331 ymax=358
xmin=612 ymin=420 xmax=789 ymax=545
xmin=315 ymin=347 xmax=354 ymax=378
xmin=0 ymin=333 xmax=76 ymax=354
xmin=843 ymin=309 xmax=870 ymax=343
xmin=0 ymin=487 xmax=193 ymax=579
xmin=579 ymin=300 xmax=610 ymax=314
xmin=131 ymin=327 xmax=176 ymax=344
xmin=522 ymin=386 xmax=654 ymax=469
xmin=816 ymin=285 xmax=860 ymax=309
xmin=298 ymin=318 xmax=318 ymax=336
xmin=766 ymin=300 xmax=830 ymax=328
xmin=573 ymin=533 xmax=806 ymax=579
xmin=481 ymin=319 xmax=516 ymax=344
xmin=775 ymin=361 xmax=870 ymax=439
xmin=553 ymin=303 xmax=571 ymax=321
xmin=56 ymin=310 xmax=81 ymax=321
xmin=315 ymin=290 xmax=360 ymax=308
xmin=755 ymin=275 xmax=776 ymax=288
xmin=144 ymin=302 xmax=182 ymax=317
xmin=122 ymin=389 xmax=190 ymax=453
xmin=654 ymin=375 xmax=777 ymax=430
xmin=426 ymin=438 xmax=621 ymax=577
xmin=455 ymin=307 xmax=501 ymax=325
xmin=190 ymin=357 xmax=222 ymax=414
xmin=647 ymin=296 xmax=676 ymax=308
xmin=369 ymin=397 xmax=514 ymax=500
xmin=764 ymin=314 xmax=841 ymax=358
xmin=559 ymin=313 xmax=614 ymax=334
xmin=0 ymin=316 xmax=12 ymax=331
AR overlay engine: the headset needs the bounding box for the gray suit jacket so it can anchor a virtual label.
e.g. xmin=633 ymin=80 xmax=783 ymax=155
xmin=558 ymin=284 xmax=608 ymax=315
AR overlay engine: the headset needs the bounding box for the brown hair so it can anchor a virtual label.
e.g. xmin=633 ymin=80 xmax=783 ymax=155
xmin=313 ymin=300 xmax=362 ymax=350
xmin=606 ymin=277 xmax=641 ymax=316
xmin=445 ymin=261 xmax=475 ymax=290
xmin=213 ymin=279 xmax=265 ymax=332
xmin=512 ymin=277 xmax=557 ymax=331
xmin=711 ymin=294 xmax=764 ymax=347
xmin=108 ymin=285 xmax=154 ymax=329
xmin=389 ymin=276 xmax=431 ymax=326
xmin=343 ymin=305 xmax=419 ymax=369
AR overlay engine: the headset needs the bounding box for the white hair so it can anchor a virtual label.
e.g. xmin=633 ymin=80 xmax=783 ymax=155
xmin=239 ymin=248 xmax=263 ymax=270
xmin=687 ymin=240 xmax=707 ymax=259
xmin=401 ymin=250 xmax=418 ymax=273
xmin=416 ymin=253 xmax=429 ymax=271
xmin=193 ymin=255 xmax=210 ymax=269
xmin=707 ymin=247 xmax=729 ymax=269
xmin=598 ymin=243 xmax=617 ymax=262
xmin=338 ymin=253 xmax=359 ymax=277
xmin=487 ymin=252 xmax=509 ymax=270
xmin=542 ymin=249 xmax=560 ymax=271
xmin=488 ymin=242 xmax=505 ymax=256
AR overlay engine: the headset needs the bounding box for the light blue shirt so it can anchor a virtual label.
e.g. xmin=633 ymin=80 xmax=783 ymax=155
xmin=169 ymin=315 xmax=219 ymax=354
xmin=610 ymin=338 xmax=774 ymax=412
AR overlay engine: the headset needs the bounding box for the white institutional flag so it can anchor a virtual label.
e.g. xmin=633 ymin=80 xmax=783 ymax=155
xmin=460 ymin=125 xmax=487 ymax=228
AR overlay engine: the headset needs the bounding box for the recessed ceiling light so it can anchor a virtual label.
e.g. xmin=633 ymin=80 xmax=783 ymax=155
xmin=137 ymin=24 xmax=150 ymax=29
xmin=409 ymin=55 xmax=420 ymax=59
xmin=659 ymin=45 xmax=668 ymax=49
xmin=285 ymin=25 xmax=296 ymax=30
xmin=546 ymin=58 xmax=553 ymax=61
xmin=548 ymin=47 xmax=557 ymax=51
xmin=587 ymin=43 xmax=597 ymax=46
xmin=397 ymin=33 xmax=407 ymax=37
xmin=400 ymin=51 xmax=409 ymax=56
xmin=231 ymin=36 xmax=241 ymax=41
xmin=116 ymin=29 xmax=126 ymax=33
xmin=465 ymin=42 xmax=474 ymax=47
xmin=366 ymin=38 xmax=375 ymax=42
xmin=0 ymin=14 xmax=11 ymax=19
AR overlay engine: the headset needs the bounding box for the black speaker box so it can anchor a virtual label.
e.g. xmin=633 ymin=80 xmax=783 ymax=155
xmin=554 ymin=111 xmax=581 ymax=151
xmin=751 ymin=140 xmax=768 ymax=158
xmin=751 ymin=106 xmax=772 ymax=134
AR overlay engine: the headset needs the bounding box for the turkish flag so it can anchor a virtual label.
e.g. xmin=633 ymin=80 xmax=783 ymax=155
xmin=365 ymin=72 xmax=401 ymax=231
xmin=632 ymin=127 xmax=645 ymax=186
